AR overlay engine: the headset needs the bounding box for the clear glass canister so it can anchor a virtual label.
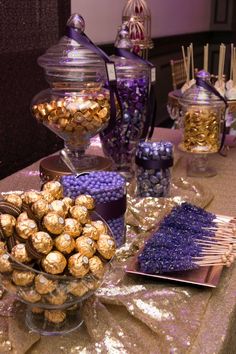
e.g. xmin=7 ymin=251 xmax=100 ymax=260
xmin=100 ymin=25 xmax=149 ymax=180
xmin=31 ymin=14 xmax=112 ymax=170
xmin=178 ymin=70 xmax=226 ymax=154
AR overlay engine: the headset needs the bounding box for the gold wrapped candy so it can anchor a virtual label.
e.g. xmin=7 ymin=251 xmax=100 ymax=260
xmin=90 ymin=220 xmax=107 ymax=237
xmin=61 ymin=197 xmax=74 ymax=211
xmin=41 ymin=251 xmax=67 ymax=274
xmin=49 ymin=200 xmax=67 ymax=218
xmin=26 ymin=232 xmax=53 ymax=258
xmin=34 ymin=274 xmax=57 ymax=295
xmin=31 ymin=199 xmax=49 ymax=219
xmin=0 ymin=254 xmax=12 ymax=272
xmin=67 ymin=280 xmax=89 ymax=297
xmin=41 ymin=190 xmax=55 ymax=203
xmin=75 ymin=236 xmax=96 ymax=258
xmin=4 ymin=194 xmax=22 ymax=209
xmin=97 ymin=234 xmax=116 ymax=260
xmin=0 ymin=214 xmax=16 ymax=237
xmin=12 ymin=270 xmax=35 ymax=286
xmin=82 ymin=223 xmax=100 ymax=240
xmin=42 ymin=181 xmax=63 ymax=200
xmin=182 ymin=108 xmax=222 ymax=153
xmin=20 ymin=288 xmax=41 ymax=303
xmin=68 ymin=253 xmax=89 ymax=277
xmin=55 ymin=233 xmax=75 ymax=254
xmin=43 ymin=212 xmax=65 ymax=235
xmin=44 ymin=310 xmax=66 ymax=324
xmin=11 ymin=244 xmax=32 ymax=263
xmin=89 ymin=256 xmax=104 ymax=278
xmin=17 ymin=212 xmax=29 ymax=222
xmin=15 ymin=219 xmax=38 ymax=240
xmin=21 ymin=191 xmax=41 ymax=205
xmin=46 ymin=288 xmax=67 ymax=305
xmin=69 ymin=205 xmax=89 ymax=224
xmin=64 ymin=218 xmax=82 ymax=238
xmin=0 ymin=241 xmax=7 ymax=255
xmin=75 ymin=195 xmax=95 ymax=210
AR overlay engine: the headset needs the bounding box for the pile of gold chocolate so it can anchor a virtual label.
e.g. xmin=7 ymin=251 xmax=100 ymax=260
xmin=32 ymin=90 xmax=110 ymax=143
xmin=181 ymin=108 xmax=222 ymax=153
xmin=0 ymin=181 xmax=116 ymax=324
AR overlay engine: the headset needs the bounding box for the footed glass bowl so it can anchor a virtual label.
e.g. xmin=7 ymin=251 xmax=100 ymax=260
xmin=0 ymin=212 xmax=114 ymax=336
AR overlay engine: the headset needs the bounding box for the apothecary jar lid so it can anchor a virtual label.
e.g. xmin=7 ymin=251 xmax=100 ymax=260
xmin=37 ymin=14 xmax=107 ymax=85
xmin=179 ymin=70 xmax=225 ymax=106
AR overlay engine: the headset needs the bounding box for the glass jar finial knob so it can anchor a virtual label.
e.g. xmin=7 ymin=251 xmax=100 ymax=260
xmin=67 ymin=13 xmax=85 ymax=32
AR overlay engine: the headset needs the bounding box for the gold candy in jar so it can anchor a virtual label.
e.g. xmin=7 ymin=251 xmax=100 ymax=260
xmin=0 ymin=214 xmax=16 ymax=237
xmin=41 ymin=190 xmax=55 ymax=204
xmin=31 ymin=199 xmax=49 ymax=219
xmin=20 ymin=288 xmax=41 ymax=303
xmin=0 ymin=241 xmax=7 ymax=255
xmin=0 ymin=254 xmax=13 ymax=272
xmin=41 ymin=251 xmax=67 ymax=275
xmin=34 ymin=274 xmax=57 ymax=295
xmin=68 ymin=253 xmax=89 ymax=278
xmin=4 ymin=194 xmax=23 ymax=209
xmin=64 ymin=218 xmax=82 ymax=238
xmin=26 ymin=232 xmax=54 ymax=259
xmin=75 ymin=236 xmax=96 ymax=258
xmin=49 ymin=200 xmax=67 ymax=218
xmin=90 ymin=220 xmax=107 ymax=237
xmin=11 ymin=244 xmax=32 ymax=263
xmin=12 ymin=270 xmax=35 ymax=286
xmin=17 ymin=212 xmax=29 ymax=222
xmin=55 ymin=233 xmax=75 ymax=254
xmin=43 ymin=212 xmax=65 ymax=235
xmin=82 ymin=223 xmax=99 ymax=241
xmin=61 ymin=197 xmax=74 ymax=212
xmin=44 ymin=310 xmax=66 ymax=324
xmin=75 ymin=194 xmax=95 ymax=210
xmin=15 ymin=219 xmax=38 ymax=240
xmin=21 ymin=191 xmax=42 ymax=205
xmin=42 ymin=181 xmax=63 ymax=199
xmin=45 ymin=287 xmax=67 ymax=305
xmin=89 ymin=256 xmax=105 ymax=279
xmin=67 ymin=280 xmax=89 ymax=297
xmin=69 ymin=205 xmax=89 ymax=225
xmin=97 ymin=234 xmax=116 ymax=260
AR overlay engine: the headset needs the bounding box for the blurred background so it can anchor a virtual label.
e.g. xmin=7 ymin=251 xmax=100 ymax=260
xmin=0 ymin=0 xmax=236 ymax=179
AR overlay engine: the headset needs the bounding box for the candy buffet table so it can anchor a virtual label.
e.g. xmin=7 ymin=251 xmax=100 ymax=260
xmin=0 ymin=128 xmax=236 ymax=354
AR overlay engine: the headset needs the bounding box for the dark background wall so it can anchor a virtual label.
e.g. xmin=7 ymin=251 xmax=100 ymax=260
xmin=0 ymin=0 xmax=236 ymax=180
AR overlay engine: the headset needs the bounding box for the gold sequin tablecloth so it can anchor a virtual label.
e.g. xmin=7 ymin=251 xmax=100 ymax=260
xmin=0 ymin=128 xmax=236 ymax=354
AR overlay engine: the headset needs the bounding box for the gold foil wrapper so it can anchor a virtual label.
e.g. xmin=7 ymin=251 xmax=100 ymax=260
xmin=34 ymin=274 xmax=57 ymax=295
xmin=97 ymin=234 xmax=116 ymax=260
xmin=49 ymin=200 xmax=67 ymax=218
xmin=75 ymin=194 xmax=95 ymax=210
xmin=28 ymin=232 xmax=53 ymax=256
xmin=21 ymin=191 xmax=41 ymax=205
xmin=41 ymin=251 xmax=67 ymax=275
xmin=19 ymin=288 xmax=41 ymax=303
xmin=54 ymin=233 xmax=75 ymax=255
xmin=43 ymin=212 xmax=65 ymax=235
xmin=45 ymin=288 xmax=67 ymax=305
xmin=3 ymin=194 xmax=22 ymax=209
xmin=68 ymin=253 xmax=90 ymax=278
xmin=42 ymin=181 xmax=63 ymax=200
xmin=0 ymin=254 xmax=12 ymax=272
xmin=31 ymin=199 xmax=49 ymax=219
xmin=69 ymin=205 xmax=89 ymax=225
xmin=11 ymin=270 xmax=35 ymax=286
xmin=44 ymin=310 xmax=66 ymax=324
xmin=15 ymin=219 xmax=38 ymax=240
xmin=75 ymin=236 xmax=96 ymax=258
xmin=89 ymin=256 xmax=105 ymax=279
xmin=0 ymin=214 xmax=16 ymax=237
xmin=64 ymin=218 xmax=82 ymax=238
xmin=11 ymin=244 xmax=32 ymax=264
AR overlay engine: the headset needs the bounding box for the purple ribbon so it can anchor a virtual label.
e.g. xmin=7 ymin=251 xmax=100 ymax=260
xmin=115 ymin=48 xmax=157 ymax=140
xmin=195 ymin=77 xmax=228 ymax=152
xmin=66 ymin=26 xmax=122 ymax=134
xmin=95 ymin=194 xmax=127 ymax=220
xmin=135 ymin=156 xmax=173 ymax=170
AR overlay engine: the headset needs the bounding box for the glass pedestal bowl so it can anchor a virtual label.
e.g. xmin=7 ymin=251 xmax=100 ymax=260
xmin=0 ymin=212 xmax=114 ymax=336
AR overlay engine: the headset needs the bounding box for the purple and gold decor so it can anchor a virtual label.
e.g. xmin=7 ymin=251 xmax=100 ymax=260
xmin=31 ymin=14 xmax=120 ymax=176
xmin=61 ymin=172 xmax=127 ymax=247
xmin=135 ymin=141 xmax=173 ymax=198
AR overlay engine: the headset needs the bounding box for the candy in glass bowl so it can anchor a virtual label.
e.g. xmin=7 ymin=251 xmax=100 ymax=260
xmin=0 ymin=181 xmax=116 ymax=335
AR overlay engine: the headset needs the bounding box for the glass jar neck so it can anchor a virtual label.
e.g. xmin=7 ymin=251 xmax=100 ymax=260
xmin=49 ymin=81 xmax=103 ymax=91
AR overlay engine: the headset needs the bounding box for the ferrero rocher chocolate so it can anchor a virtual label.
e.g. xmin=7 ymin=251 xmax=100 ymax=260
xmin=97 ymin=234 xmax=116 ymax=259
xmin=31 ymin=307 xmax=44 ymax=314
xmin=0 ymin=241 xmax=7 ymax=255
xmin=49 ymin=200 xmax=67 ymax=218
xmin=75 ymin=195 xmax=95 ymax=210
xmin=41 ymin=251 xmax=67 ymax=274
xmin=69 ymin=205 xmax=89 ymax=225
xmin=46 ymin=288 xmax=67 ymax=305
xmin=4 ymin=194 xmax=22 ymax=209
xmin=31 ymin=199 xmax=49 ymax=219
xmin=68 ymin=253 xmax=89 ymax=278
xmin=17 ymin=212 xmax=29 ymax=222
xmin=41 ymin=190 xmax=55 ymax=203
xmin=182 ymin=108 xmax=221 ymax=153
xmin=44 ymin=310 xmax=66 ymax=324
xmin=67 ymin=280 xmax=89 ymax=297
xmin=43 ymin=212 xmax=65 ymax=235
xmin=62 ymin=197 xmax=74 ymax=211
xmin=91 ymin=220 xmax=107 ymax=236
xmin=21 ymin=191 xmax=41 ymax=205
xmin=89 ymin=256 xmax=105 ymax=278
xmin=82 ymin=223 xmax=99 ymax=241
xmin=42 ymin=181 xmax=63 ymax=199
xmin=75 ymin=236 xmax=96 ymax=258
xmin=0 ymin=214 xmax=16 ymax=237
xmin=26 ymin=232 xmax=53 ymax=258
xmin=55 ymin=233 xmax=75 ymax=255
xmin=15 ymin=219 xmax=38 ymax=240
xmin=64 ymin=218 xmax=82 ymax=238
xmin=0 ymin=254 xmax=12 ymax=272
xmin=12 ymin=270 xmax=35 ymax=286
xmin=11 ymin=244 xmax=32 ymax=263
xmin=34 ymin=274 xmax=57 ymax=294
xmin=20 ymin=288 xmax=41 ymax=303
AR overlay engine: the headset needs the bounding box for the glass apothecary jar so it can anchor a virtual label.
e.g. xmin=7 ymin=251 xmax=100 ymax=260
xmin=100 ymin=24 xmax=149 ymax=180
xmin=31 ymin=14 xmax=113 ymax=172
xmin=178 ymin=70 xmax=226 ymax=177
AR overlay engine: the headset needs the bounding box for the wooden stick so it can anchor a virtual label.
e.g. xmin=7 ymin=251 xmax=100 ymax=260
xmin=181 ymin=46 xmax=188 ymax=79
xmin=230 ymin=43 xmax=234 ymax=80
xmin=204 ymin=43 xmax=209 ymax=72
xmin=190 ymin=43 xmax=194 ymax=79
xmin=187 ymin=47 xmax=190 ymax=84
